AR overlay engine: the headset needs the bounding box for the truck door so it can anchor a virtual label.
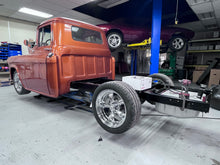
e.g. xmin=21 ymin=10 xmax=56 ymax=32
xmin=25 ymin=24 xmax=52 ymax=95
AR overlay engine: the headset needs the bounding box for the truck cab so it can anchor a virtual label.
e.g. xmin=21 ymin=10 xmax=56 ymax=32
xmin=8 ymin=17 xmax=115 ymax=98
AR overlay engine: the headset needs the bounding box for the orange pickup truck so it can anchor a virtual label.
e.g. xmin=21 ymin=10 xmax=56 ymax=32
xmin=8 ymin=17 xmax=115 ymax=98
xmin=8 ymin=17 xmax=212 ymax=134
xmin=8 ymin=17 xmax=141 ymax=134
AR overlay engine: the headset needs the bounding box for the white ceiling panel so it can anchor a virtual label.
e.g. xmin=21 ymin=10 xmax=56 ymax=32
xmin=11 ymin=12 xmax=46 ymax=23
xmin=75 ymin=0 xmax=94 ymax=6
xmin=0 ymin=0 xmax=23 ymax=10
xmin=186 ymin=0 xmax=220 ymax=30
xmin=62 ymin=10 xmax=107 ymax=25
xmin=191 ymin=2 xmax=212 ymax=13
xmin=25 ymin=0 xmax=69 ymax=13
xmin=201 ymin=18 xmax=217 ymax=25
xmin=0 ymin=7 xmax=17 ymax=17
xmin=44 ymin=0 xmax=81 ymax=9
xmin=83 ymin=18 xmax=107 ymax=25
xmin=62 ymin=10 xmax=93 ymax=20
xmin=213 ymin=0 xmax=220 ymax=18
xmin=186 ymin=0 xmax=211 ymax=6
xmin=0 ymin=0 xmax=107 ymax=24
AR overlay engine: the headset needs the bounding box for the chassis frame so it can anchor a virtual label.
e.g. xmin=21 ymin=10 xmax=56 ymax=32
xmin=70 ymin=78 xmax=212 ymax=114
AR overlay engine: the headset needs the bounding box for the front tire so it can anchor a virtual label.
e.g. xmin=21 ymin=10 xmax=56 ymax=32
xmin=92 ymin=81 xmax=141 ymax=134
xmin=13 ymin=71 xmax=30 ymax=95
xmin=107 ymin=32 xmax=122 ymax=50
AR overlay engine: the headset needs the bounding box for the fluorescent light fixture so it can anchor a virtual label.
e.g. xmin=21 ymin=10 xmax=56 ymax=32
xmin=18 ymin=7 xmax=53 ymax=18
xmin=98 ymin=0 xmax=129 ymax=9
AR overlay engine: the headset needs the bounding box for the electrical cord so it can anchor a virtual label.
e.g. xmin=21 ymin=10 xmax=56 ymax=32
xmin=175 ymin=0 xmax=179 ymax=24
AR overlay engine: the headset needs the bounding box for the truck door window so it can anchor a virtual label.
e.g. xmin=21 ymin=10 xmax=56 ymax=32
xmin=71 ymin=26 xmax=102 ymax=44
xmin=38 ymin=25 xmax=51 ymax=47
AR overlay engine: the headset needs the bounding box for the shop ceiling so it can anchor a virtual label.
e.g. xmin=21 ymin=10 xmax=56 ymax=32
xmin=0 ymin=0 xmax=219 ymax=31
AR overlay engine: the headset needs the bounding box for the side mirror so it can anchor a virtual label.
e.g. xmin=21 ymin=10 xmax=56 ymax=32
xmin=24 ymin=40 xmax=29 ymax=46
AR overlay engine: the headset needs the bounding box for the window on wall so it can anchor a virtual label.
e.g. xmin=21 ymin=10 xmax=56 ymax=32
xmin=38 ymin=25 xmax=51 ymax=47
xmin=71 ymin=26 xmax=102 ymax=44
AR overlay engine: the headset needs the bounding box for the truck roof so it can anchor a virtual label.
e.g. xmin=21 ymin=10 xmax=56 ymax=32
xmin=40 ymin=17 xmax=102 ymax=31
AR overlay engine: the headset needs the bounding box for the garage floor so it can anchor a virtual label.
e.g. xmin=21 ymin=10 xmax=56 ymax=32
xmin=0 ymin=86 xmax=220 ymax=165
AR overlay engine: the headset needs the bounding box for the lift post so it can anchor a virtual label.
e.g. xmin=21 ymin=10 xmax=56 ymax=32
xmin=150 ymin=0 xmax=162 ymax=74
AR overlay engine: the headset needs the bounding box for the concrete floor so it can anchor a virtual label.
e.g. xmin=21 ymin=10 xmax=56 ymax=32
xmin=0 ymin=86 xmax=220 ymax=165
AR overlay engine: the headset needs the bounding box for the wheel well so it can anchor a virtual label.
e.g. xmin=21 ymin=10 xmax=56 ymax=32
xmin=10 ymin=68 xmax=16 ymax=80
xmin=106 ymin=29 xmax=124 ymax=40
xmin=169 ymin=32 xmax=187 ymax=44
xmin=172 ymin=32 xmax=186 ymax=39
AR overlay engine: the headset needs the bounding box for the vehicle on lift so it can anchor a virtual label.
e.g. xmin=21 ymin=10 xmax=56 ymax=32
xmin=8 ymin=17 xmax=213 ymax=134
xmin=97 ymin=23 xmax=194 ymax=51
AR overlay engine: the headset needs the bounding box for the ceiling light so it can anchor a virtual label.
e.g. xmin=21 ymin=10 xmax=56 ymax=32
xmin=18 ymin=7 xmax=53 ymax=18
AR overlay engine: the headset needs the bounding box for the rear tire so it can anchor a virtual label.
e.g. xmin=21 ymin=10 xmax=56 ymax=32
xmin=147 ymin=73 xmax=174 ymax=104
xmin=92 ymin=81 xmax=141 ymax=134
xmin=13 ymin=71 xmax=30 ymax=95
xmin=149 ymin=73 xmax=174 ymax=86
xmin=210 ymin=85 xmax=220 ymax=110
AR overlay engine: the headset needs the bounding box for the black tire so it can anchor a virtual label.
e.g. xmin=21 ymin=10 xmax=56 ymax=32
xmin=92 ymin=81 xmax=141 ymax=134
xmin=210 ymin=85 xmax=220 ymax=110
xmin=168 ymin=35 xmax=186 ymax=51
xmin=149 ymin=73 xmax=174 ymax=86
xmin=13 ymin=71 xmax=30 ymax=95
xmin=121 ymin=82 xmax=142 ymax=121
xmin=107 ymin=32 xmax=123 ymax=51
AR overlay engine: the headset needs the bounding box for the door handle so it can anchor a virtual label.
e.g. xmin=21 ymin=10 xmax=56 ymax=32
xmin=47 ymin=52 xmax=53 ymax=58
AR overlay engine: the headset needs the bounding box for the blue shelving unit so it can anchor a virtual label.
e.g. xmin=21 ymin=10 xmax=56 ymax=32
xmin=0 ymin=43 xmax=22 ymax=60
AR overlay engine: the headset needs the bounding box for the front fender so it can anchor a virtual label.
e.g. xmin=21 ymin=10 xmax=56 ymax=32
xmin=9 ymin=64 xmax=18 ymax=81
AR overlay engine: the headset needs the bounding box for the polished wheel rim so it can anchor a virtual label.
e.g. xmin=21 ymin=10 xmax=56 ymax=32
xmin=14 ymin=73 xmax=22 ymax=92
xmin=108 ymin=34 xmax=121 ymax=48
xmin=96 ymin=89 xmax=126 ymax=128
xmin=172 ymin=38 xmax=184 ymax=50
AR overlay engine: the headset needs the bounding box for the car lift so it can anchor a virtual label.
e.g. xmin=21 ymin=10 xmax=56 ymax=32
xmin=126 ymin=38 xmax=162 ymax=75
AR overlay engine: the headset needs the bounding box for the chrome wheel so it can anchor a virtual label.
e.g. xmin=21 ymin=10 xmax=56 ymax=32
xmin=14 ymin=72 xmax=22 ymax=93
xmin=93 ymin=81 xmax=141 ymax=134
xmin=172 ymin=37 xmax=184 ymax=50
xmin=96 ymin=89 xmax=126 ymax=128
xmin=108 ymin=33 xmax=122 ymax=49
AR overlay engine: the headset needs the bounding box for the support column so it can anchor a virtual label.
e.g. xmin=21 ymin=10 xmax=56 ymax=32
xmin=134 ymin=49 xmax=137 ymax=75
xmin=131 ymin=50 xmax=134 ymax=75
xmin=150 ymin=0 xmax=162 ymax=74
